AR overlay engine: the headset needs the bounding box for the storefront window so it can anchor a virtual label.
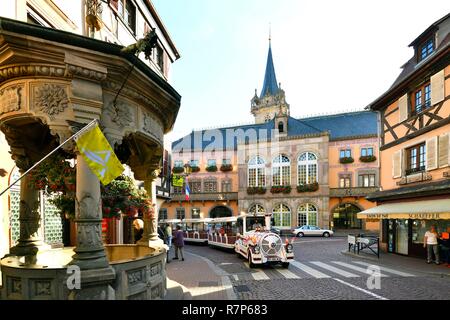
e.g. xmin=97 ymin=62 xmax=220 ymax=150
xmin=412 ymin=219 xmax=450 ymax=244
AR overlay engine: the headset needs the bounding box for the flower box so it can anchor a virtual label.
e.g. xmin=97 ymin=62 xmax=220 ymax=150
xmin=247 ymin=187 xmax=266 ymax=195
xmin=359 ymin=155 xmax=377 ymax=163
xmin=270 ymin=185 xmax=291 ymax=194
xmin=297 ymin=182 xmax=319 ymax=193
xmin=220 ymin=164 xmax=233 ymax=172
xmin=339 ymin=157 xmax=354 ymax=164
xmin=191 ymin=166 xmax=200 ymax=172
xmin=172 ymin=166 xmax=184 ymax=174
xmin=206 ymin=165 xmax=218 ymax=172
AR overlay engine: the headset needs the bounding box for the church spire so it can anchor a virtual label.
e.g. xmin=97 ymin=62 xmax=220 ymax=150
xmin=260 ymin=31 xmax=279 ymax=98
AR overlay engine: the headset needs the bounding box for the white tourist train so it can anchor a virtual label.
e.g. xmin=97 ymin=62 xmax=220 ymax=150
xmin=159 ymin=213 xmax=294 ymax=268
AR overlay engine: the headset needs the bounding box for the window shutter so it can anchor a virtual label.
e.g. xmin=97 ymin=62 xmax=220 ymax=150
xmin=430 ymin=69 xmax=445 ymax=105
xmin=438 ymin=133 xmax=449 ymax=168
xmin=392 ymin=150 xmax=402 ymax=178
xmin=398 ymin=94 xmax=408 ymax=122
xmin=426 ymin=136 xmax=438 ymax=171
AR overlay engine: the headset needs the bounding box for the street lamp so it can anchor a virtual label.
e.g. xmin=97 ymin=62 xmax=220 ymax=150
xmin=184 ymin=163 xmax=192 ymax=176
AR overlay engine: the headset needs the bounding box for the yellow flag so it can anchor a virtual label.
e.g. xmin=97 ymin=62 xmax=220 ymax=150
xmin=75 ymin=123 xmax=124 ymax=185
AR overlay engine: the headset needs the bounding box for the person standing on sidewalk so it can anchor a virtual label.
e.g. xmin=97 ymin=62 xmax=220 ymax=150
xmin=438 ymin=226 xmax=450 ymax=267
xmin=423 ymin=225 xmax=440 ymax=264
xmin=173 ymin=225 xmax=185 ymax=261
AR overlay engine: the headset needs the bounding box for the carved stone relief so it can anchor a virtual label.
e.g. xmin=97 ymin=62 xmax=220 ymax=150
xmin=11 ymin=278 xmax=22 ymax=294
xmin=76 ymin=194 xmax=101 ymax=219
xmin=0 ymin=84 xmax=23 ymax=116
xmin=76 ymin=223 xmax=103 ymax=250
xmin=128 ymin=269 xmax=145 ymax=286
xmin=34 ymin=281 xmax=52 ymax=297
xmin=143 ymin=112 xmax=163 ymax=144
xmin=0 ymin=65 xmax=67 ymax=84
xmin=151 ymin=284 xmax=162 ymax=299
xmin=104 ymin=101 xmax=133 ymax=129
xmin=34 ymin=84 xmax=69 ymax=120
xmin=19 ymin=199 xmax=41 ymax=239
xmin=150 ymin=262 xmax=161 ymax=277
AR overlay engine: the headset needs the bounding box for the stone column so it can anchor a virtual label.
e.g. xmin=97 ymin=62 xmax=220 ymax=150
xmin=9 ymin=168 xmax=48 ymax=256
xmin=138 ymin=172 xmax=163 ymax=246
xmin=71 ymin=154 xmax=109 ymax=269
xmin=68 ymin=154 xmax=115 ymax=300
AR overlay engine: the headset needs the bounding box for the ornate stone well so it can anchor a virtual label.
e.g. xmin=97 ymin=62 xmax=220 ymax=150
xmin=0 ymin=17 xmax=180 ymax=300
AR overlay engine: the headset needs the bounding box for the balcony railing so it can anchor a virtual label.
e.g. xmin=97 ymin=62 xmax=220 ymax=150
xmin=330 ymin=187 xmax=379 ymax=197
xmin=171 ymin=192 xmax=238 ymax=201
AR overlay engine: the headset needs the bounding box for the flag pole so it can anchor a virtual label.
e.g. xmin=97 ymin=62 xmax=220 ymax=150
xmin=0 ymin=119 xmax=98 ymax=198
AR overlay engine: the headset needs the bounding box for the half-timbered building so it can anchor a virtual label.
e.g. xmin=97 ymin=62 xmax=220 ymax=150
xmin=359 ymin=13 xmax=450 ymax=258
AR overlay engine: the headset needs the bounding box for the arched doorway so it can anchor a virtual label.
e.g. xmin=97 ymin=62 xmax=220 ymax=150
xmin=332 ymin=203 xmax=362 ymax=229
xmin=209 ymin=206 xmax=232 ymax=218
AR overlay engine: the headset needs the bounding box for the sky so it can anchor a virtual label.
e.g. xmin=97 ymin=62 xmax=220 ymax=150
xmin=152 ymin=0 xmax=450 ymax=145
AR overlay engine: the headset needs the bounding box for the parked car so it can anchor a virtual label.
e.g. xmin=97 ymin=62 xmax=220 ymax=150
xmin=292 ymin=225 xmax=334 ymax=238
xmin=270 ymin=226 xmax=281 ymax=235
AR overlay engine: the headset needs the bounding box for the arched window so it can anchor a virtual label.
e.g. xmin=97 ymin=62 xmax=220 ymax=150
xmin=248 ymin=156 xmax=266 ymax=187
xmin=248 ymin=204 xmax=265 ymax=215
xmin=272 ymin=204 xmax=291 ymax=228
xmin=297 ymin=203 xmax=318 ymax=227
xmin=272 ymin=154 xmax=290 ymax=186
xmin=278 ymin=121 xmax=284 ymax=133
xmin=298 ymin=152 xmax=318 ymax=185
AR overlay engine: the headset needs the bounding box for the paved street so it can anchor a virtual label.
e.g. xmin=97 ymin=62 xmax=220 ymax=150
xmin=166 ymin=237 xmax=450 ymax=300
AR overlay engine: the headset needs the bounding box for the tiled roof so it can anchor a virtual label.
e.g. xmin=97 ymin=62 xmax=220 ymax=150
xmin=172 ymin=111 xmax=378 ymax=151
xmin=301 ymin=111 xmax=378 ymax=140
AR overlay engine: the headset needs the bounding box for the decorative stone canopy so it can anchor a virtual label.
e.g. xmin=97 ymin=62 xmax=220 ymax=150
xmin=0 ymin=17 xmax=181 ymax=300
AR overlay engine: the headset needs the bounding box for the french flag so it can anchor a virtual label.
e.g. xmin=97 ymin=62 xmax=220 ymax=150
xmin=185 ymin=179 xmax=191 ymax=201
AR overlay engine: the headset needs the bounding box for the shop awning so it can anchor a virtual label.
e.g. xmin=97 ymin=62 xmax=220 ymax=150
xmin=357 ymin=199 xmax=450 ymax=220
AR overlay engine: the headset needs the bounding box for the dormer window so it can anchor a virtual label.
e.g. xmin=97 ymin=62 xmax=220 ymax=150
xmin=419 ymin=38 xmax=434 ymax=62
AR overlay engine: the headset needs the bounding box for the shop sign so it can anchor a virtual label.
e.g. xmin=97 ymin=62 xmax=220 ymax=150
xmin=408 ymin=213 xmax=442 ymax=219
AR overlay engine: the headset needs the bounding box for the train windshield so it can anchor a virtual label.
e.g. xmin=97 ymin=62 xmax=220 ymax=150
xmin=246 ymin=216 xmax=266 ymax=232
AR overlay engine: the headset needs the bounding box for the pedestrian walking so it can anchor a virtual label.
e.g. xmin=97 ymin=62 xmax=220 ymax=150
xmin=165 ymin=223 xmax=173 ymax=248
xmin=173 ymin=225 xmax=185 ymax=261
xmin=423 ymin=225 xmax=440 ymax=264
xmin=438 ymin=226 xmax=450 ymax=267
